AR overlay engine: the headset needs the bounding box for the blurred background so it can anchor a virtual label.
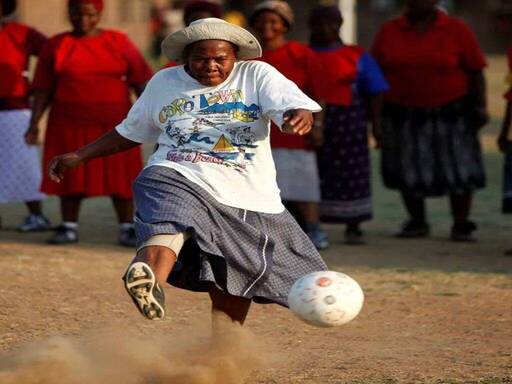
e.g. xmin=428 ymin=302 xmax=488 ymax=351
xmin=11 ymin=0 xmax=512 ymax=121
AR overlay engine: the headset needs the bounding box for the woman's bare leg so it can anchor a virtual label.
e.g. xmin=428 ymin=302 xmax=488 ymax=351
xmin=208 ymin=286 xmax=251 ymax=325
xmin=133 ymin=245 xmax=177 ymax=284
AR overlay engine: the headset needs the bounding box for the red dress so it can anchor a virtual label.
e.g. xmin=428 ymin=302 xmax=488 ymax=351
xmin=33 ymin=30 xmax=153 ymax=198
xmin=258 ymin=41 xmax=313 ymax=150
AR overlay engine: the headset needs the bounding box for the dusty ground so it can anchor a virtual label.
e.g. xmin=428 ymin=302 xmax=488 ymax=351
xmin=1 ymin=149 xmax=512 ymax=383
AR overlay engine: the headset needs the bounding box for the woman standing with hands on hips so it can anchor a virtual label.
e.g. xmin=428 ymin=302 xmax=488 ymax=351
xmin=27 ymin=0 xmax=153 ymax=246
xmin=372 ymin=0 xmax=488 ymax=241
xmin=47 ymin=18 xmax=327 ymax=323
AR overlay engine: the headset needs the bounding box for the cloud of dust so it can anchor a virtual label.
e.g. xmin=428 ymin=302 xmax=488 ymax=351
xmin=0 ymin=315 xmax=270 ymax=384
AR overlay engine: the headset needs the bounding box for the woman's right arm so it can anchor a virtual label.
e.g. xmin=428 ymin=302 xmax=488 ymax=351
xmin=25 ymin=89 xmax=52 ymax=145
xmin=48 ymin=129 xmax=141 ymax=183
xmin=499 ymin=100 xmax=512 ymax=152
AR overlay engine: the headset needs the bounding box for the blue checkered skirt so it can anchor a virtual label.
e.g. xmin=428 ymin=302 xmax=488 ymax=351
xmin=133 ymin=166 xmax=327 ymax=306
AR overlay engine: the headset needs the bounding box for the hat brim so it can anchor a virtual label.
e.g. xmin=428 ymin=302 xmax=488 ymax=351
xmin=162 ymin=21 xmax=262 ymax=62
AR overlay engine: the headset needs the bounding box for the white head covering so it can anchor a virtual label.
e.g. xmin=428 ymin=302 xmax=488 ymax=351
xmin=161 ymin=18 xmax=262 ymax=62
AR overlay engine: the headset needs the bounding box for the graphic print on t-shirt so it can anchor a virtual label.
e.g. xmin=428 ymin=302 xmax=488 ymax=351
xmin=158 ymin=88 xmax=260 ymax=172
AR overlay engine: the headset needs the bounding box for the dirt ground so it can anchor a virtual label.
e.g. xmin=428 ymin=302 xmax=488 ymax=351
xmin=1 ymin=149 xmax=512 ymax=383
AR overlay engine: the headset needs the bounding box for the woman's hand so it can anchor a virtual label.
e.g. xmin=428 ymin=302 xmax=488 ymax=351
xmin=25 ymin=123 xmax=40 ymax=145
xmin=282 ymin=109 xmax=313 ymax=136
xmin=472 ymin=105 xmax=489 ymax=130
xmin=48 ymin=152 xmax=83 ymax=183
xmin=372 ymin=125 xmax=383 ymax=149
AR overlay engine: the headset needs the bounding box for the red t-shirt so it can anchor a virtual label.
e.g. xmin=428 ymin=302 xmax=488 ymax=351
xmin=371 ymin=11 xmax=486 ymax=108
xmin=258 ymin=41 xmax=313 ymax=150
xmin=0 ymin=22 xmax=47 ymax=109
xmin=33 ymin=30 xmax=153 ymax=122
xmin=309 ymin=45 xmax=364 ymax=106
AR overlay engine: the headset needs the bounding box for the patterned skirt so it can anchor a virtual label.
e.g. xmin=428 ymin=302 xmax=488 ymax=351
xmin=381 ymin=99 xmax=486 ymax=197
xmin=317 ymin=104 xmax=372 ymax=224
xmin=133 ymin=166 xmax=327 ymax=307
xmin=0 ymin=110 xmax=45 ymax=204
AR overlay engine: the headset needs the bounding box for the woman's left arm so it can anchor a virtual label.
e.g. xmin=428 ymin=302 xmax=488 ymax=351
xmin=467 ymin=70 xmax=489 ymax=130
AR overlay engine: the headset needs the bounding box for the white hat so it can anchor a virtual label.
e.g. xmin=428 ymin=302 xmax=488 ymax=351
xmin=161 ymin=18 xmax=262 ymax=62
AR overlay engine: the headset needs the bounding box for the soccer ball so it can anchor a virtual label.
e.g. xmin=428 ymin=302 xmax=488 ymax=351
xmin=287 ymin=271 xmax=364 ymax=327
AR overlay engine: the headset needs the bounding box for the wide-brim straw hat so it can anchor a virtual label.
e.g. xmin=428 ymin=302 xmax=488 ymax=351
xmin=162 ymin=18 xmax=262 ymax=62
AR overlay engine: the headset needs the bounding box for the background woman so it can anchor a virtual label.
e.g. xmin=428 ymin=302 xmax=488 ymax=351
xmin=372 ymin=0 xmax=488 ymax=242
xmin=0 ymin=0 xmax=50 ymax=232
xmin=308 ymin=5 xmax=388 ymax=245
xmin=27 ymin=0 xmax=153 ymax=245
xmin=250 ymin=0 xmax=329 ymax=250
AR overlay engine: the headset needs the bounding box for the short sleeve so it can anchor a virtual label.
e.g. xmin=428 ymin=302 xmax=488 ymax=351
xmin=255 ymin=62 xmax=321 ymax=128
xmin=26 ymin=27 xmax=47 ymax=56
xmin=115 ymin=78 xmax=161 ymax=143
xmin=118 ymin=33 xmax=153 ymax=86
xmin=356 ymin=52 xmax=389 ymax=95
xmin=457 ymin=21 xmax=486 ymax=71
xmin=32 ymin=41 xmax=56 ymax=91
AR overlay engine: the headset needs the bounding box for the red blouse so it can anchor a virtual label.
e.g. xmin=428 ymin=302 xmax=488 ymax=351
xmin=33 ymin=30 xmax=153 ymax=122
xmin=0 ymin=22 xmax=47 ymax=109
xmin=258 ymin=41 xmax=313 ymax=150
xmin=309 ymin=45 xmax=364 ymax=106
xmin=371 ymin=11 xmax=486 ymax=108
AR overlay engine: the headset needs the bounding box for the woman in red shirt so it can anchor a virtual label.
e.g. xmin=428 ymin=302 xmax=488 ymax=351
xmin=27 ymin=0 xmax=153 ymax=245
xmin=249 ymin=0 xmax=329 ymax=250
xmin=0 ymin=0 xmax=50 ymax=232
xmin=372 ymin=0 xmax=488 ymax=242
xmin=308 ymin=6 xmax=389 ymax=245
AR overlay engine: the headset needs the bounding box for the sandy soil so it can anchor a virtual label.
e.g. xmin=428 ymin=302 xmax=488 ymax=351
xmin=1 ymin=147 xmax=512 ymax=383
xmin=1 ymin=197 xmax=511 ymax=383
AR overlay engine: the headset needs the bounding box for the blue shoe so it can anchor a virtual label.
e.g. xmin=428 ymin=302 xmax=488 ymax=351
xmin=304 ymin=223 xmax=330 ymax=250
xmin=17 ymin=214 xmax=51 ymax=232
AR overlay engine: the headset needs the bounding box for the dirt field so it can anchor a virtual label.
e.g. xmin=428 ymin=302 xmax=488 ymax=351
xmin=1 ymin=148 xmax=511 ymax=383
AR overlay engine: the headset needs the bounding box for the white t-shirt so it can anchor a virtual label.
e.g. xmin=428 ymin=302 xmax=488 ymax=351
xmin=116 ymin=60 xmax=321 ymax=214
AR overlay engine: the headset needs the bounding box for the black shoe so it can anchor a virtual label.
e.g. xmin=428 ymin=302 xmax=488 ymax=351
xmin=124 ymin=262 xmax=166 ymax=321
xmin=396 ymin=220 xmax=430 ymax=238
xmin=46 ymin=225 xmax=78 ymax=244
xmin=345 ymin=227 xmax=366 ymax=245
xmin=119 ymin=225 xmax=137 ymax=247
xmin=451 ymin=221 xmax=477 ymax=242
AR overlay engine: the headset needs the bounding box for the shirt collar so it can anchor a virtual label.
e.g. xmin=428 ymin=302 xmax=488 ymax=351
xmin=397 ymin=9 xmax=450 ymax=30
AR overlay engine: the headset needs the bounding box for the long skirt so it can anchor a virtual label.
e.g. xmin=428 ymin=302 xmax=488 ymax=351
xmin=317 ymin=104 xmax=372 ymax=224
xmin=41 ymin=104 xmax=142 ymax=198
xmin=381 ymin=99 xmax=486 ymax=197
xmin=0 ymin=109 xmax=45 ymax=203
xmin=133 ymin=165 xmax=328 ymax=307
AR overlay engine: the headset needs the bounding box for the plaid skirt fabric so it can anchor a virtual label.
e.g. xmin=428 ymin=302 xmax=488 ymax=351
xmin=381 ymin=99 xmax=486 ymax=197
xmin=133 ymin=166 xmax=327 ymax=307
